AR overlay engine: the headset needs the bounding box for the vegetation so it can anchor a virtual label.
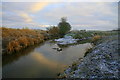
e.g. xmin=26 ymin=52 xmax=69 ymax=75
xmin=91 ymin=35 xmax=101 ymax=43
xmin=70 ymin=30 xmax=118 ymax=39
xmin=2 ymin=26 xmax=118 ymax=55
xmin=46 ymin=26 xmax=59 ymax=38
xmin=46 ymin=17 xmax=72 ymax=38
xmin=71 ymin=30 xmax=92 ymax=39
xmin=58 ymin=17 xmax=71 ymax=36
xmin=2 ymin=27 xmax=47 ymax=54
xmin=59 ymin=35 xmax=119 ymax=78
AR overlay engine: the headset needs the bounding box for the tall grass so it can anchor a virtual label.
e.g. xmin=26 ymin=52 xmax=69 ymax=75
xmin=2 ymin=27 xmax=46 ymax=54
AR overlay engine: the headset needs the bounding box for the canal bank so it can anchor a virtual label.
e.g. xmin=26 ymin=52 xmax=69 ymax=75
xmin=58 ymin=35 xmax=119 ymax=79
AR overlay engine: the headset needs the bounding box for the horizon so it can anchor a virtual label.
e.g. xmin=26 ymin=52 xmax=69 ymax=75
xmin=1 ymin=26 xmax=118 ymax=31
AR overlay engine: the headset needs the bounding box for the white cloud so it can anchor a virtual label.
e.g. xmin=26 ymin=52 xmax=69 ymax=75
xmin=19 ymin=12 xmax=33 ymax=22
xmin=30 ymin=2 xmax=50 ymax=13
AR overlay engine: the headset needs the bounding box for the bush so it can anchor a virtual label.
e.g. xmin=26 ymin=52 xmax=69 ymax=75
xmin=18 ymin=37 xmax=29 ymax=47
xmin=73 ymin=33 xmax=83 ymax=39
xmin=47 ymin=26 xmax=59 ymax=37
xmin=92 ymin=35 xmax=101 ymax=42
xmin=7 ymin=40 xmax=21 ymax=53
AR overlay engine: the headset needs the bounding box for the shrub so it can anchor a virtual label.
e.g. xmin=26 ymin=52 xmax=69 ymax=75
xmin=92 ymin=35 xmax=101 ymax=42
xmin=18 ymin=37 xmax=30 ymax=48
xmin=7 ymin=40 xmax=21 ymax=53
xmin=73 ymin=33 xmax=83 ymax=39
xmin=47 ymin=26 xmax=59 ymax=35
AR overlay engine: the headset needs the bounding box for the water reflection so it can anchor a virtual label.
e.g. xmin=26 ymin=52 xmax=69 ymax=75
xmin=2 ymin=43 xmax=45 ymax=66
xmin=2 ymin=41 xmax=92 ymax=78
xmin=31 ymin=52 xmax=67 ymax=71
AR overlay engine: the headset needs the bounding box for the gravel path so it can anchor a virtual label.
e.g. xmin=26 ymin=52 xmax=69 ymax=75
xmin=59 ymin=35 xmax=119 ymax=79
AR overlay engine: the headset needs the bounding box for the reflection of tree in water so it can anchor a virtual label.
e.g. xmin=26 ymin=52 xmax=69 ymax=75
xmin=2 ymin=42 xmax=45 ymax=66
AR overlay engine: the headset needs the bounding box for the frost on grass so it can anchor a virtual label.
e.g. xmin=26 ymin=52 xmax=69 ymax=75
xmin=59 ymin=35 xmax=119 ymax=79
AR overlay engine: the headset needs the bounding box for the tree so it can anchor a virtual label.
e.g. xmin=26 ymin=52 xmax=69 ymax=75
xmin=58 ymin=17 xmax=71 ymax=36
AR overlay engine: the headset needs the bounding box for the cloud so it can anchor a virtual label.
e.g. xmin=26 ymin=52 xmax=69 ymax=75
xmin=1 ymin=2 xmax=118 ymax=30
xmin=34 ymin=2 xmax=118 ymax=30
xmin=2 ymin=2 xmax=35 ymax=27
xmin=30 ymin=2 xmax=50 ymax=13
xmin=2 ymin=2 xmax=50 ymax=25
xmin=19 ymin=12 xmax=33 ymax=22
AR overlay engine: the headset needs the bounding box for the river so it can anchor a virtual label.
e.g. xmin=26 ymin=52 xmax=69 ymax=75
xmin=2 ymin=40 xmax=92 ymax=78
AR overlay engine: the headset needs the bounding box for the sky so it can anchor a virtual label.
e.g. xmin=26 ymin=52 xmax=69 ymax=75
xmin=1 ymin=0 xmax=119 ymax=30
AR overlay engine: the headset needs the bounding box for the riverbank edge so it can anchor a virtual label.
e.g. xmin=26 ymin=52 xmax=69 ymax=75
xmin=2 ymin=27 xmax=51 ymax=55
xmin=57 ymin=43 xmax=94 ymax=78
xmin=2 ymin=38 xmax=47 ymax=55
xmin=58 ymin=35 xmax=119 ymax=79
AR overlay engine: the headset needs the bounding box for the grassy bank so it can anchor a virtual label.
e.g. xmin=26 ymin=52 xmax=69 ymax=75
xmin=69 ymin=30 xmax=118 ymax=44
xmin=58 ymin=34 xmax=119 ymax=78
xmin=1 ymin=27 xmax=48 ymax=55
xmin=70 ymin=30 xmax=118 ymax=38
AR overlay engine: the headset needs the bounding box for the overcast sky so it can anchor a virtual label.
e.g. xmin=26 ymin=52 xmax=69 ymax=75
xmin=1 ymin=1 xmax=118 ymax=30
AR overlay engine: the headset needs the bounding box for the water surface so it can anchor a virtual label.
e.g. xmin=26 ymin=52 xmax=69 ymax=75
xmin=2 ymin=41 xmax=92 ymax=78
